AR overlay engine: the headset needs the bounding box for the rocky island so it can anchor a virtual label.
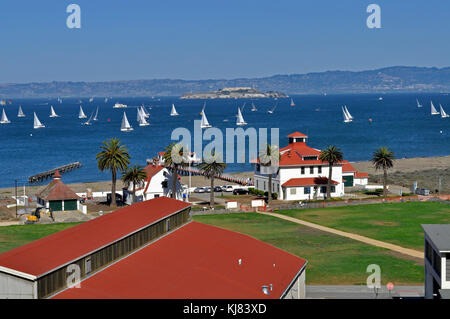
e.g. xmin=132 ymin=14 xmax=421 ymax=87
xmin=180 ymin=87 xmax=286 ymax=99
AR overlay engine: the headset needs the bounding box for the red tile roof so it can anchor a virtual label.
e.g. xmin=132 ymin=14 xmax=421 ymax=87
xmin=355 ymin=172 xmax=369 ymax=178
xmin=52 ymin=221 xmax=306 ymax=299
xmin=143 ymin=164 xmax=165 ymax=193
xmin=341 ymin=161 xmax=356 ymax=173
xmin=287 ymin=132 xmax=308 ymax=138
xmin=37 ymin=174 xmax=79 ymax=201
xmin=0 ymin=197 xmax=191 ymax=278
xmin=282 ymin=177 xmax=339 ymax=187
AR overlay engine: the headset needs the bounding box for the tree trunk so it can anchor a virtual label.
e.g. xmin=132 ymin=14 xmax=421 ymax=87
xmin=171 ymin=166 xmax=178 ymax=199
xmin=111 ymin=170 xmax=117 ymax=208
xmin=327 ymin=163 xmax=333 ymax=200
xmin=383 ymin=167 xmax=388 ymax=197
xmin=210 ymin=176 xmax=215 ymax=207
xmin=132 ymin=183 xmax=136 ymax=204
xmin=268 ymin=173 xmax=272 ymax=205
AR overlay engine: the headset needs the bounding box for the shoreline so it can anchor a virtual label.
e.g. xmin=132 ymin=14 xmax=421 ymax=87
xmin=0 ymin=155 xmax=448 ymax=197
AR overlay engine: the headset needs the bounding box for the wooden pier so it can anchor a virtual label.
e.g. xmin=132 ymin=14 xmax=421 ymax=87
xmin=178 ymin=167 xmax=253 ymax=186
xmin=28 ymin=162 xmax=82 ymax=184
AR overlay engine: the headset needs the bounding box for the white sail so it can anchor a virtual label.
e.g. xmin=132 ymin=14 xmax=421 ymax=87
xmin=344 ymin=105 xmax=354 ymax=120
xmin=0 ymin=108 xmax=10 ymax=124
xmin=416 ymin=99 xmax=422 ymax=108
xmin=290 ymin=98 xmax=295 ymax=107
xmin=251 ymin=102 xmax=257 ymax=111
xmin=17 ymin=106 xmax=25 ymax=117
xmin=79 ymin=106 xmax=87 ymax=119
xmin=342 ymin=106 xmax=352 ymax=123
xmin=138 ymin=108 xmax=150 ymax=126
xmin=170 ymin=104 xmax=179 ymax=116
xmin=104 ymin=97 xmax=108 ymax=103
xmin=440 ymin=104 xmax=449 ymax=118
xmin=82 ymin=111 xmax=94 ymax=125
xmin=236 ymin=107 xmax=247 ymax=126
xmin=141 ymin=106 xmax=150 ymax=118
xmin=89 ymin=97 xmax=93 ymax=103
xmin=200 ymin=110 xmax=211 ymax=128
xmin=431 ymin=101 xmax=440 ymax=115
xmin=33 ymin=112 xmax=45 ymax=129
xmin=49 ymin=105 xmax=59 ymax=118
xmin=93 ymin=107 xmax=99 ymax=121
xmin=121 ymin=112 xmax=134 ymax=132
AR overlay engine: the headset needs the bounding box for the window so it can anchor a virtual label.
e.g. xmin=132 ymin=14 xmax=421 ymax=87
xmin=310 ymin=166 xmax=314 ymax=174
xmin=263 ymin=181 xmax=266 ymax=190
xmin=303 ymin=156 xmax=317 ymax=161
xmin=290 ymin=188 xmax=296 ymax=195
xmin=166 ymin=218 xmax=171 ymax=232
xmin=85 ymin=257 xmax=92 ymax=275
xmin=154 ymin=194 xmax=160 ymax=198
xmin=331 ymin=186 xmax=336 ymax=193
xmin=304 ymin=187 xmax=311 ymax=194
xmin=320 ymin=186 xmax=327 ymax=194
xmin=318 ymin=166 xmax=322 ymax=174
xmin=301 ymin=167 xmax=305 ymax=175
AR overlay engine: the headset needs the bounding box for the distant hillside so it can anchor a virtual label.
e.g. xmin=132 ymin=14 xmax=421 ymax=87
xmin=1 ymin=66 xmax=450 ymax=98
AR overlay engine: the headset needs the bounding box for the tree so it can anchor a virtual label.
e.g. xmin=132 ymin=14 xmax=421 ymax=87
xmin=122 ymin=165 xmax=147 ymax=204
xmin=319 ymin=146 xmax=344 ymax=199
xmin=198 ymin=151 xmax=227 ymax=207
xmin=162 ymin=143 xmax=189 ymax=199
xmin=372 ymin=147 xmax=395 ymax=197
xmin=96 ymin=138 xmax=130 ymax=207
xmin=259 ymin=144 xmax=280 ymax=205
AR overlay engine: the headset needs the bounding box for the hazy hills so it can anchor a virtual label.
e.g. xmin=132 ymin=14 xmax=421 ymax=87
xmin=1 ymin=66 xmax=450 ymax=98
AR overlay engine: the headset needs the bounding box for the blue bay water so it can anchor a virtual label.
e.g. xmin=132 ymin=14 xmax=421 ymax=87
xmin=0 ymin=93 xmax=449 ymax=188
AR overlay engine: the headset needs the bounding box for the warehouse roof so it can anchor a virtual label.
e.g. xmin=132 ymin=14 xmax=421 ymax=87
xmin=422 ymin=224 xmax=450 ymax=252
xmin=0 ymin=197 xmax=191 ymax=279
xmin=52 ymin=221 xmax=307 ymax=299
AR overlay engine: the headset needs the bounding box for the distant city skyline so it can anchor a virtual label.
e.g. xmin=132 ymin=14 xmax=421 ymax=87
xmin=0 ymin=0 xmax=449 ymax=83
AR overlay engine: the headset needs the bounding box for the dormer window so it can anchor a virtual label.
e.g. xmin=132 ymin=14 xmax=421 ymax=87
xmin=303 ymin=156 xmax=318 ymax=161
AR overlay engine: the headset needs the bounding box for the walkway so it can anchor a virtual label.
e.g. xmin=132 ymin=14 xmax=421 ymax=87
xmin=258 ymin=212 xmax=423 ymax=259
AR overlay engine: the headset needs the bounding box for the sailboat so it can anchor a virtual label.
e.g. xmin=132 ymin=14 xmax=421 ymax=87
xmin=416 ymin=99 xmax=422 ymax=108
xmin=141 ymin=105 xmax=150 ymax=118
xmin=170 ymin=104 xmax=179 ymax=116
xmin=138 ymin=108 xmax=150 ymax=126
xmin=342 ymin=106 xmax=352 ymax=123
xmin=0 ymin=108 xmax=11 ymax=124
xmin=267 ymin=102 xmax=278 ymax=114
xmin=33 ymin=112 xmax=45 ymax=129
xmin=93 ymin=107 xmax=99 ymax=121
xmin=344 ymin=105 xmax=354 ymax=120
xmin=17 ymin=106 xmax=25 ymax=118
xmin=200 ymin=102 xmax=206 ymax=115
xmin=251 ymin=102 xmax=257 ymax=112
xmin=440 ymin=104 xmax=450 ymax=118
xmin=82 ymin=111 xmax=94 ymax=126
xmin=120 ymin=112 xmax=134 ymax=132
xmin=78 ymin=106 xmax=87 ymax=119
xmin=290 ymin=98 xmax=295 ymax=107
xmin=236 ymin=107 xmax=247 ymax=126
xmin=431 ymin=101 xmax=440 ymax=115
xmin=49 ymin=105 xmax=59 ymax=118
xmin=200 ymin=109 xmax=212 ymax=128
xmin=89 ymin=97 xmax=94 ymax=103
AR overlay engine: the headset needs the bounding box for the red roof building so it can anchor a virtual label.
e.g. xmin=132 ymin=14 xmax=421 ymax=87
xmin=0 ymin=197 xmax=307 ymax=299
xmin=36 ymin=170 xmax=80 ymax=211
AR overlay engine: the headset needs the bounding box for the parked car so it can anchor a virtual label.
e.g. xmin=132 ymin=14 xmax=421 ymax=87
xmin=214 ymin=186 xmax=223 ymax=192
xmin=233 ymin=188 xmax=249 ymax=195
xmin=204 ymin=187 xmax=211 ymax=193
xmin=224 ymin=185 xmax=234 ymax=192
xmin=194 ymin=187 xmax=205 ymax=193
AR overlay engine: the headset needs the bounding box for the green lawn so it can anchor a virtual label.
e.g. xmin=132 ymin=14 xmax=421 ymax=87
xmin=194 ymin=213 xmax=424 ymax=285
xmin=0 ymin=223 xmax=80 ymax=254
xmin=277 ymin=202 xmax=450 ymax=251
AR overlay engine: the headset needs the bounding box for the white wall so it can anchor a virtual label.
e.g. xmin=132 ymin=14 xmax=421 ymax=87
xmin=282 ymin=270 xmax=306 ymax=299
xmin=0 ymin=272 xmax=36 ymax=299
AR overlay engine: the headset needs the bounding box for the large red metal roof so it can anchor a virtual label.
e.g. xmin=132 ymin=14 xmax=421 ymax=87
xmin=0 ymin=197 xmax=191 ymax=278
xmin=52 ymin=221 xmax=306 ymax=299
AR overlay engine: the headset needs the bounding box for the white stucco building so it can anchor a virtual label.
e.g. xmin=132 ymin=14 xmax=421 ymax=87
xmin=253 ymin=132 xmax=366 ymax=201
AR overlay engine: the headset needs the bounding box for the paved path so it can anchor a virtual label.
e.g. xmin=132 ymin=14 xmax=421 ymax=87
xmin=259 ymin=212 xmax=424 ymax=259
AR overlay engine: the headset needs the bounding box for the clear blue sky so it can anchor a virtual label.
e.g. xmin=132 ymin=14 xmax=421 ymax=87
xmin=0 ymin=0 xmax=449 ymax=83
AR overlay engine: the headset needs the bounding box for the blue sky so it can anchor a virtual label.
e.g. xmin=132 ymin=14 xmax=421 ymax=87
xmin=0 ymin=0 xmax=449 ymax=83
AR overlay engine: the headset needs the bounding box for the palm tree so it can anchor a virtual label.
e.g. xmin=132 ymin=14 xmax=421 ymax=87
xmin=96 ymin=138 xmax=130 ymax=207
xmin=259 ymin=144 xmax=280 ymax=205
xmin=198 ymin=151 xmax=227 ymax=207
xmin=162 ymin=143 xmax=189 ymax=199
xmin=372 ymin=147 xmax=395 ymax=197
xmin=319 ymin=146 xmax=344 ymax=199
xmin=122 ymin=165 xmax=147 ymax=204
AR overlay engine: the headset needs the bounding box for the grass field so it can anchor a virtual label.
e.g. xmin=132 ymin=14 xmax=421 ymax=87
xmin=0 ymin=223 xmax=80 ymax=254
xmin=277 ymin=202 xmax=450 ymax=251
xmin=193 ymin=213 xmax=424 ymax=285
